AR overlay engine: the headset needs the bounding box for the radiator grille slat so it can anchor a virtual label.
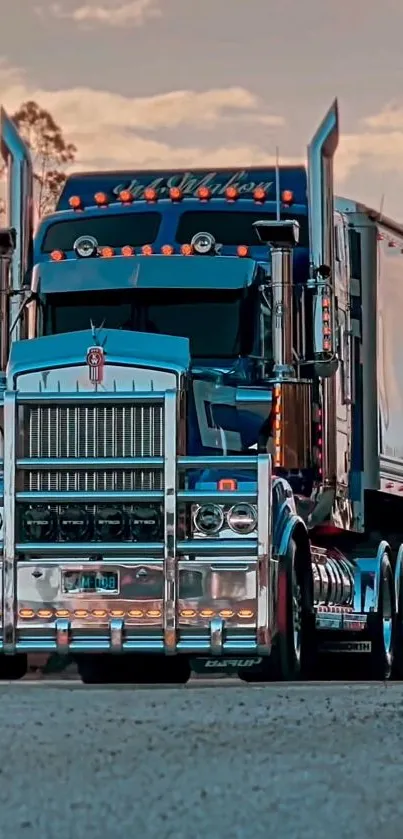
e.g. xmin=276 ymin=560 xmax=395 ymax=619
xmin=21 ymin=404 xmax=164 ymax=492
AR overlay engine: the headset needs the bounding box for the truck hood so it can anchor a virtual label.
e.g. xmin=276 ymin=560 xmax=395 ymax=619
xmin=7 ymin=327 xmax=190 ymax=385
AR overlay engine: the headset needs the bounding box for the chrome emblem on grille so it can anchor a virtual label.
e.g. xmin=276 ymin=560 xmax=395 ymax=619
xmin=86 ymin=346 xmax=105 ymax=384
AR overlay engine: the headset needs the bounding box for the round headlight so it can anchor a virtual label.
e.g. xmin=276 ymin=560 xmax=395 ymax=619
xmin=227 ymin=503 xmax=257 ymax=534
xmin=193 ymin=504 xmax=224 ymax=535
xmin=59 ymin=506 xmax=91 ymax=541
xmin=73 ymin=234 xmax=98 ymax=258
xmin=94 ymin=507 xmax=126 ymax=541
xmin=131 ymin=505 xmax=162 ymax=541
xmin=22 ymin=507 xmax=56 ymax=541
xmin=191 ymin=231 xmax=216 ymax=255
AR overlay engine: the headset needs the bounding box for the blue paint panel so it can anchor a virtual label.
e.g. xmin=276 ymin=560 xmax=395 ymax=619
xmin=7 ymin=327 xmax=190 ymax=381
xmin=57 ymin=166 xmax=308 ymax=210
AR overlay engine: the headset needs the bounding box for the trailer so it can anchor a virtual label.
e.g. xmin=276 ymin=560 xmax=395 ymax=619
xmin=0 ymin=99 xmax=403 ymax=683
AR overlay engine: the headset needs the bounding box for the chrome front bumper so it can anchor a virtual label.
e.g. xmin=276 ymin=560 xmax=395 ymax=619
xmin=0 ymin=389 xmax=273 ymax=657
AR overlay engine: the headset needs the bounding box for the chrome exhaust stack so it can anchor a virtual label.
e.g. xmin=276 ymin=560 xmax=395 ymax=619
xmin=0 ymin=107 xmax=33 ymax=347
xmin=307 ymin=99 xmax=339 ymax=373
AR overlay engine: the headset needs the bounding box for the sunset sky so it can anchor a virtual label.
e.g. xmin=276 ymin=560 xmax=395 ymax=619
xmin=2 ymin=0 xmax=403 ymax=220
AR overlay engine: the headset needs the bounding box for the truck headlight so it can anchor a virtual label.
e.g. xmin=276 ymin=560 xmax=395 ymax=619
xmin=193 ymin=504 xmax=224 ymax=535
xmin=227 ymin=503 xmax=257 ymax=534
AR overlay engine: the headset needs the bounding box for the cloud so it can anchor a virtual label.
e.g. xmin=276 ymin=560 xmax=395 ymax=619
xmin=4 ymin=56 xmax=403 ymax=211
xmin=0 ymin=59 xmax=287 ymax=172
xmin=41 ymin=0 xmax=161 ymax=27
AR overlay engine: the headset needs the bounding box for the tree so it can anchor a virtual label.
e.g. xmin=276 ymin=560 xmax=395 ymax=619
xmin=10 ymin=100 xmax=77 ymax=217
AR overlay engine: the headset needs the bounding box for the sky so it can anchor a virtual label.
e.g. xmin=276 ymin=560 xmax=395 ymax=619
xmin=2 ymin=0 xmax=403 ymax=220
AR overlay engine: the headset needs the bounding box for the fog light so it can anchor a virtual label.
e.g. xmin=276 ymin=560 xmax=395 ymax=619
xmin=193 ymin=504 xmax=224 ymax=535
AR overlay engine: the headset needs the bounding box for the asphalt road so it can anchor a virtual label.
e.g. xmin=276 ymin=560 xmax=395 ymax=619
xmin=2 ymin=679 xmax=403 ymax=839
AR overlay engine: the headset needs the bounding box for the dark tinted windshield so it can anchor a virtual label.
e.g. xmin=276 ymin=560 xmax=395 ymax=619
xmin=41 ymin=212 xmax=161 ymax=253
xmin=176 ymin=210 xmax=309 ymax=246
xmin=44 ymin=288 xmax=255 ymax=358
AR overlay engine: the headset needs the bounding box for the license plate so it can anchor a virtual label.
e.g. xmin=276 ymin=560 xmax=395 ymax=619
xmin=62 ymin=570 xmax=119 ymax=595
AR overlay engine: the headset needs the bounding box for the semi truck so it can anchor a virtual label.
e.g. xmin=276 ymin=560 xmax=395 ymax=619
xmin=1 ymin=98 xmax=403 ymax=684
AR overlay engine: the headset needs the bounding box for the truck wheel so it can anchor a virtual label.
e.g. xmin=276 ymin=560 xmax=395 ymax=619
xmin=0 ymin=654 xmax=27 ymax=681
xmin=393 ymin=566 xmax=403 ymax=679
xmin=239 ymin=538 xmax=315 ymax=682
xmin=364 ymin=552 xmax=394 ymax=680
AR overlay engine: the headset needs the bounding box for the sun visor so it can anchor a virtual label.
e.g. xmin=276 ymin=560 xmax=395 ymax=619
xmin=35 ymin=254 xmax=258 ymax=294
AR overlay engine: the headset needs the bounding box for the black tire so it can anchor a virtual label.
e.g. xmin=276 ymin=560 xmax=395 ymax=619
xmin=0 ymin=654 xmax=27 ymax=681
xmin=364 ymin=553 xmax=394 ymax=680
xmin=393 ymin=570 xmax=403 ymax=679
xmin=239 ymin=538 xmax=315 ymax=683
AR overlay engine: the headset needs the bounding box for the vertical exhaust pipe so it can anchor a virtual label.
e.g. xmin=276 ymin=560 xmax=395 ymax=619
xmin=0 ymin=107 xmax=33 ymax=347
xmin=253 ymin=219 xmax=299 ymax=379
xmin=307 ymin=99 xmax=339 ymax=368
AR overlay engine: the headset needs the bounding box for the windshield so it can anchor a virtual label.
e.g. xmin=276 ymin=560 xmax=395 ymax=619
xmin=41 ymin=212 xmax=161 ymax=253
xmin=43 ymin=288 xmax=256 ymax=358
xmin=176 ymin=210 xmax=309 ymax=246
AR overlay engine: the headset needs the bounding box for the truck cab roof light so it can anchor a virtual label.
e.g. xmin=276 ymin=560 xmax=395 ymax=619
xmin=253 ymin=187 xmax=267 ymax=203
xmin=237 ymin=245 xmax=249 ymax=257
xmin=197 ymin=186 xmax=212 ymax=201
xmin=169 ymin=187 xmax=183 ymax=202
xmin=118 ymin=190 xmax=134 ymax=204
xmin=218 ymin=478 xmax=237 ymax=491
xmin=50 ymin=249 xmax=65 ymax=261
xmin=99 ymin=245 xmax=114 ymax=258
xmin=144 ymin=188 xmax=158 ymax=202
xmin=142 ymin=244 xmax=153 ymax=255
xmin=181 ymin=243 xmax=193 ymax=255
xmin=225 ymin=186 xmax=239 ymax=202
xmin=161 ymin=244 xmax=174 ymax=255
xmin=191 ymin=231 xmax=216 ymax=254
xmin=69 ymin=195 xmax=82 ymax=210
xmin=74 ymin=234 xmax=98 ymax=258
xmin=94 ymin=191 xmax=108 ymax=207
xmin=281 ymin=189 xmax=294 ymax=204
xmin=121 ymin=245 xmax=135 ymax=256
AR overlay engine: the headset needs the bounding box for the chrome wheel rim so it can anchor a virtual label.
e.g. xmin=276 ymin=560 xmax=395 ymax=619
xmin=292 ymin=577 xmax=302 ymax=661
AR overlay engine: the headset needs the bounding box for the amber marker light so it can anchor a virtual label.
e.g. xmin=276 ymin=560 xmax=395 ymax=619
xmin=94 ymin=191 xmax=109 ymax=206
xmin=69 ymin=195 xmax=82 ymax=210
xmin=50 ymin=249 xmax=65 ymax=261
xmin=99 ymin=246 xmax=114 ymax=258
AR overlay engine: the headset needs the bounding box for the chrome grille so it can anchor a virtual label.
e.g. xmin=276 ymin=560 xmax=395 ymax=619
xmin=22 ymin=403 xmax=164 ymax=491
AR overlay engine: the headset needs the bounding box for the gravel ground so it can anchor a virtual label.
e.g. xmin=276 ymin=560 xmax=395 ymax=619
xmin=1 ymin=681 xmax=403 ymax=839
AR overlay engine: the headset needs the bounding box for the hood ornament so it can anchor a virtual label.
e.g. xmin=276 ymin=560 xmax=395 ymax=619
xmin=87 ymin=321 xmax=106 ymax=384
